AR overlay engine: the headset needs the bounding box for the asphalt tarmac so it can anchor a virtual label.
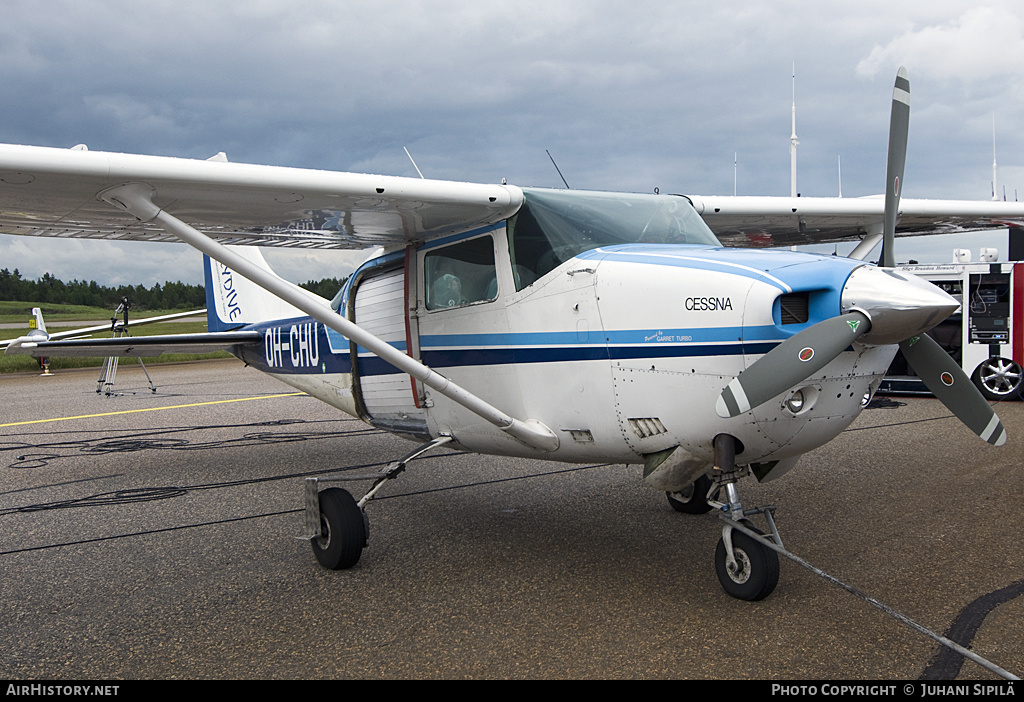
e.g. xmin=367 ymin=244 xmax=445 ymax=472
xmin=1 ymin=359 xmax=1021 ymax=680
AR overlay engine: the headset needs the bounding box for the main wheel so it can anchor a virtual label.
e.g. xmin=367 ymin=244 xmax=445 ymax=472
xmin=973 ymin=358 xmax=1023 ymax=401
xmin=312 ymin=487 xmax=367 ymax=570
xmin=715 ymin=524 xmax=779 ymax=601
xmin=666 ymin=474 xmax=716 ymax=514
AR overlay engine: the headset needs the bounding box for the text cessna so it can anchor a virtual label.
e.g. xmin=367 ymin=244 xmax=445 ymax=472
xmin=684 ymin=296 xmax=733 ymax=311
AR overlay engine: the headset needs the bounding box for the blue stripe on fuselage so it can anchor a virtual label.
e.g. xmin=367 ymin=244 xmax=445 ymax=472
xmin=237 ymin=318 xmax=784 ymax=377
xmin=419 ymin=325 xmax=779 ymax=348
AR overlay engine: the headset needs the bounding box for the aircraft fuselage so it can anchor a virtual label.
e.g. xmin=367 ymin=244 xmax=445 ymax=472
xmin=229 ymin=213 xmax=894 ymax=487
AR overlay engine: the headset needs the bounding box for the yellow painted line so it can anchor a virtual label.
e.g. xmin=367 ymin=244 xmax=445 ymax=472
xmin=0 ymin=392 xmax=305 ymax=428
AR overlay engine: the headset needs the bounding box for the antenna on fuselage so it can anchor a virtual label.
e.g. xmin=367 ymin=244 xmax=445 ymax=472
xmin=404 ymin=147 xmax=425 ymax=179
xmin=546 ymin=150 xmax=571 ymax=189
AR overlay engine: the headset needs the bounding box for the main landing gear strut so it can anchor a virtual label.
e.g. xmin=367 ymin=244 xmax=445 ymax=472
xmin=299 ymin=436 xmax=453 ymax=569
xmin=702 ymin=434 xmax=782 ymax=601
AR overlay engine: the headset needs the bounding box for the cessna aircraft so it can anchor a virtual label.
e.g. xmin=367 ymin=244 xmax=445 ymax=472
xmin=3 ymin=69 xmax=1023 ymax=600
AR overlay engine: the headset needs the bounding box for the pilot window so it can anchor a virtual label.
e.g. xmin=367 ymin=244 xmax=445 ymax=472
xmin=506 ymin=188 xmax=721 ymax=291
xmin=424 ymin=236 xmax=498 ymax=311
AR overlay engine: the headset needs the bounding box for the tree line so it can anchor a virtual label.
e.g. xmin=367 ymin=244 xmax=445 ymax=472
xmin=0 ymin=268 xmax=348 ymax=311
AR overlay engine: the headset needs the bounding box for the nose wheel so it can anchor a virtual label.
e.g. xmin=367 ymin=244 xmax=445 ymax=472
xmin=715 ymin=520 xmax=780 ymax=601
xmin=708 ymin=433 xmax=781 ymax=601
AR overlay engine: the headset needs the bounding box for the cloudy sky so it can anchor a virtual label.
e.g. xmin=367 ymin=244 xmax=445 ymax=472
xmin=2 ymin=0 xmax=1023 ymax=287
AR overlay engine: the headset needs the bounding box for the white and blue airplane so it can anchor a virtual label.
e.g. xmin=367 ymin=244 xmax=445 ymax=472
xmin=3 ymin=69 xmax=1023 ymax=600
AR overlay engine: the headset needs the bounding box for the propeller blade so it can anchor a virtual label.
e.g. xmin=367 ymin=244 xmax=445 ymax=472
xmin=717 ymin=311 xmax=869 ymax=418
xmin=900 ymin=334 xmax=1007 ymax=446
xmin=880 ymin=67 xmax=910 ymax=268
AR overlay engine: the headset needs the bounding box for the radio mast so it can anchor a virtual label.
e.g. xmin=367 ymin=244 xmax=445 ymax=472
xmin=790 ymin=65 xmax=799 ymax=197
xmin=992 ymin=113 xmax=999 ymax=201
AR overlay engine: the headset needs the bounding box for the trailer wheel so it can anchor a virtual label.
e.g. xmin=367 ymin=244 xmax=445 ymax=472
xmin=973 ymin=357 xmax=1023 ymax=401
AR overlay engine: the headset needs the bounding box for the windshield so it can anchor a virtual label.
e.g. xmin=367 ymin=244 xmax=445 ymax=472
xmin=507 ymin=189 xmax=720 ymax=290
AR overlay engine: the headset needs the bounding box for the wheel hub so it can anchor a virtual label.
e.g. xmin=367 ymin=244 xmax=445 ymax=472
xmin=726 ymin=547 xmax=752 ymax=584
xmin=315 ymin=516 xmax=332 ymax=550
xmin=981 ymin=359 xmax=1022 ymax=394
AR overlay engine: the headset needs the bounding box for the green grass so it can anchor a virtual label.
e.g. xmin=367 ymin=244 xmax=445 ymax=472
xmin=1 ymin=351 xmax=234 ymax=374
xmin=0 ymin=301 xmax=205 ymax=325
xmin=1 ymin=307 xmax=231 ymax=374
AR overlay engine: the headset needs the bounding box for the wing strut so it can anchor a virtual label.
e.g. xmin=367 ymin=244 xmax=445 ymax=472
xmin=846 ymin=224 xmax=882 ymax=262
xmin=98 ymin=183 xmax=559 ymax=453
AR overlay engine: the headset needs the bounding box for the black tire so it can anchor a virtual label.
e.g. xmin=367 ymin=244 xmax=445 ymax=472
xmin=312 ymin=488 xmax=366 ymax=570
xmin=972 ymin=358 xmax=1023 ymax=401
xmin=715 ymin=524 xmax=780 ymax=601
xmin=666 ymin=474 xmax=716 ymax=514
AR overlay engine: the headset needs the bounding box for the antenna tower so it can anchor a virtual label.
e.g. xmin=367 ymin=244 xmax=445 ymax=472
xmin=790 ymin=64 xmax=799 ymax=197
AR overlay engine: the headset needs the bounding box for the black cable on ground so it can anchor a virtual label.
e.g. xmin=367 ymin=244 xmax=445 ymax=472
xmin=0 ymin=462 xmax=613 ymax=554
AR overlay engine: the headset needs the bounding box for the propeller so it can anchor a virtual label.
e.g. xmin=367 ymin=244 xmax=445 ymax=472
xmin=717 ymin=67 xmax=1007 ymax=447
xmin=900 ymin=334 xmax=1006 ymax=445
xmin=717 ymin=312 xmax=869 ymax=417
xmin=880 ymin=67 xmax=910 ymax=269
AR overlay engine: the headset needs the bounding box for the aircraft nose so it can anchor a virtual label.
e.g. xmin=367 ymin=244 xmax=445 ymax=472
xmin=840 ymin=265 xmax=960 ymax=345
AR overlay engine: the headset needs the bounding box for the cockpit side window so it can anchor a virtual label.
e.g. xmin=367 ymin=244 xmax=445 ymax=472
xmin=507 ymin=189 xmax=721 ymax=291
xmin=424 ymin=235 xmax=498 ymax=311
xmin=505 ymin=204 xmax=549 ymax=291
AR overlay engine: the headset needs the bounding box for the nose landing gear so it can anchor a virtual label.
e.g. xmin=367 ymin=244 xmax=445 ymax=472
xmin=709 ymin=433 xmax=781 ymax=601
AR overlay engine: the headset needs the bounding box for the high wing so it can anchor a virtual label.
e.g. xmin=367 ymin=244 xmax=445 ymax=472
xmin=3 ymin=143 xmax=1023 ymax=251
xmin=688 ymin=194 xmax=1024 ymax=248
xmin=0 ymin=144 xmax=522 ymax=249
xmin=5 ymin=330 xmax=260 ymax=358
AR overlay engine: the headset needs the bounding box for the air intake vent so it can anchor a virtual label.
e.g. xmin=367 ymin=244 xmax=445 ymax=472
xmin=779 ymin=292 xmax=809 ymax=325
xmin=629 ymin=417 xmax=668 ymax=438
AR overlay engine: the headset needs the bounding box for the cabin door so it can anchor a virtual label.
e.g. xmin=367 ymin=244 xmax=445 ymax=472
xmin=350 ymin=253 xmax=426 ymax=435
